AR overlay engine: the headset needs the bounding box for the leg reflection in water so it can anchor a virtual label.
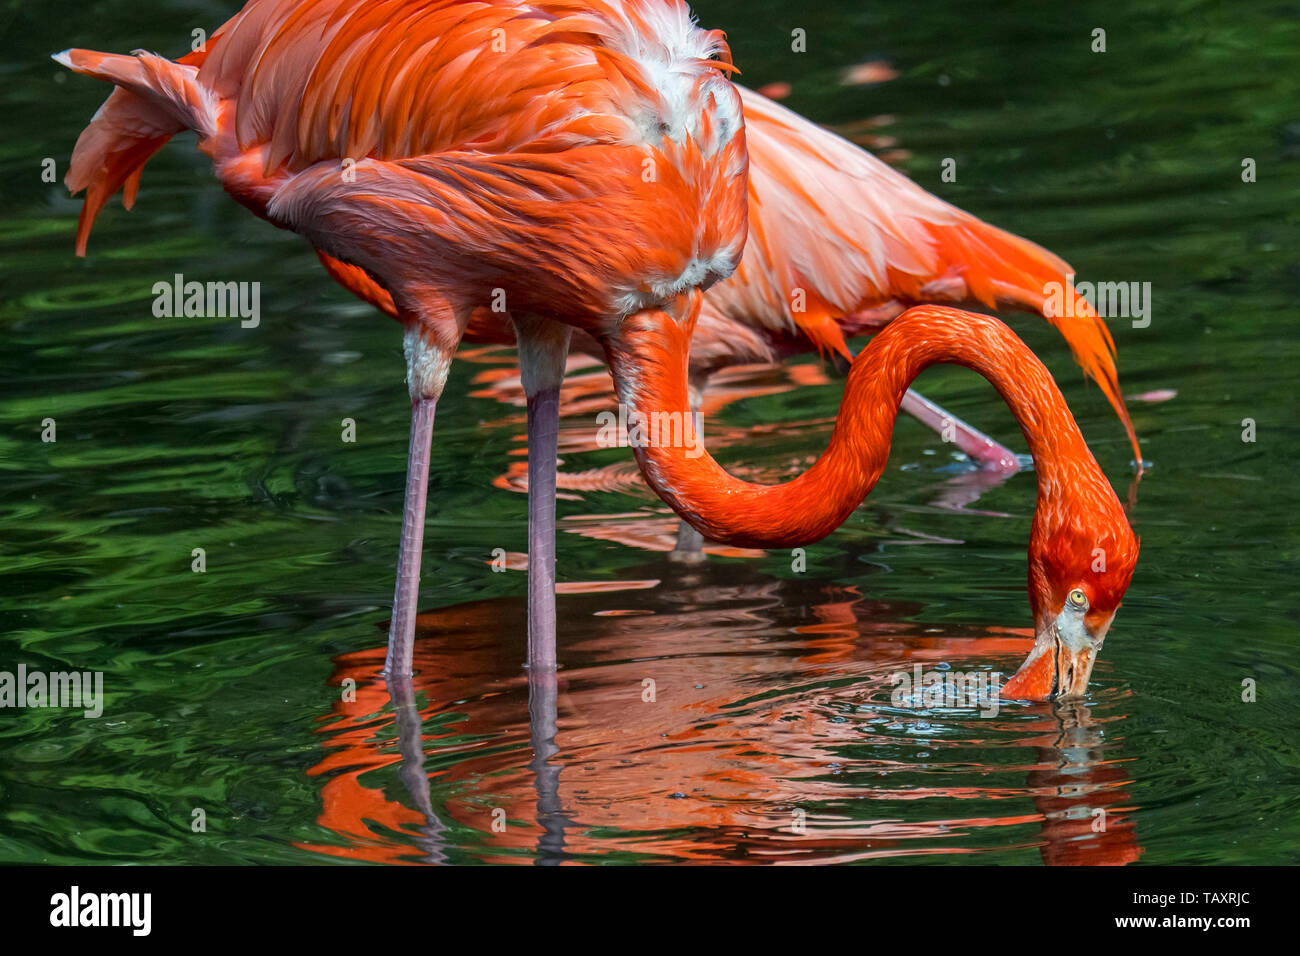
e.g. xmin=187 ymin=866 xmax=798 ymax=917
xmin=528 ymin=669 xmax=571 ymax=865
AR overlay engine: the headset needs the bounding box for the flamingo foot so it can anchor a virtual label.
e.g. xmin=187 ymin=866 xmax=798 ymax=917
xmin=669 ymin=520 xmax=708 ymax=563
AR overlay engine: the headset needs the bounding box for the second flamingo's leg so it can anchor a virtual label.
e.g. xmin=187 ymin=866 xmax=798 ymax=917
xmin=513 ymin=315 xmax=572 ymax=674
xmin=901 ymin=388 xmax=1020 ymax=475
xmin=670 ymin=376 xmax=709 ymax=562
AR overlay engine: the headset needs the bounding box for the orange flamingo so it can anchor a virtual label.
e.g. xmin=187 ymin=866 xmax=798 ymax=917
xmin=57 ymin=2 xmax=1138 ymax=700
xmin=308 ymin=84 xmax=1143 ymax=603
xmin=311 ymin=83 xmax=1143 ymax=562
xmin=55 ymin=0 xmax=750 ymax=681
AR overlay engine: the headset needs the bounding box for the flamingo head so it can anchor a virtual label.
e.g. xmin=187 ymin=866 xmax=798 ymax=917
xmin=1003 ymin=492 xmax=1140 ymax=701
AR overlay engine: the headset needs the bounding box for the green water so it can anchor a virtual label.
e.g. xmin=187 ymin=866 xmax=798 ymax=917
xmin=1 ymin=0 xmax=1298 ymax=864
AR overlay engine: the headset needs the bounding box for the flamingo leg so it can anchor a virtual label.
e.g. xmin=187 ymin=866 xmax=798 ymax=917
xmin=672 ymin=507 xmax=708 ymax=559
xmin=513 ymin=315 xmax=572 ymax=673
xmin=386 ymin=395 xmax=436 ymax=678
xmin=385 ymin=317 xmax=465 ymax=680
xmin=389 ymin=673 xmax=449 ymax=863
xmin=526 ymin=382 xmax=561 ymax=670
xmin=901 ymin=388 xmax=1020 ymax=474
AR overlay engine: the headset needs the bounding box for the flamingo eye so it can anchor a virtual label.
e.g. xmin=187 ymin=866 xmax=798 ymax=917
xmin=1067 ymin=588 xmax=1089 ymax=610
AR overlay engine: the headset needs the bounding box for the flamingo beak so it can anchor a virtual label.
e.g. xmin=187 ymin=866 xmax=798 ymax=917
xmin=1001 ymin=609 xmax=1115 ymax=701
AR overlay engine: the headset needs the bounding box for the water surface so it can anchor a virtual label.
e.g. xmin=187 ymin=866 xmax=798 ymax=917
xmin=1 ymin=0 xmax=1298 ymax=864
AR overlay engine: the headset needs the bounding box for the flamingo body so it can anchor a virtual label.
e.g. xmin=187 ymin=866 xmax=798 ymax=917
xmin=321 ymin=85 xmax=1141 ymax=464
xmin=64 ymin=30 xmax=1139 ymax=464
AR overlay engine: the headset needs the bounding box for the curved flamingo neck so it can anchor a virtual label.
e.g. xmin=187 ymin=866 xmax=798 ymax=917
xmin=604 ymin=302 xmax=1111 ymax=548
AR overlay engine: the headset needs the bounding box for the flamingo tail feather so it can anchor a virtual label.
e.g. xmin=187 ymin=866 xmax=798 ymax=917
xmin=53 ymin=48 xmax=214 ymax=256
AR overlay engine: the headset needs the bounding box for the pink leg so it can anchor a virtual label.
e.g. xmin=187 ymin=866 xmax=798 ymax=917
xmin=385 ymin=396 xmax=436 ymax=678
xmin=513 ymin=315 xmax=571 ymax=675
xmin=389 ymin=672 xmax=449 ymax=862
xmin=670 ymin=377 xmax=709 ymax=563
xmin=526 ymin=383 xmax=560 ymax=672
xmin=901 ymin=388 xmax=1020 ymax=475
xmin=672 ymin=517 xmax=708 ymax=561
xmin=528 ymin=657 xmax=568 ymax=860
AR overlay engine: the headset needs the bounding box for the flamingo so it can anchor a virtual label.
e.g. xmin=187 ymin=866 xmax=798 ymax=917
xmin=56 ymin=2 xmax=1138 ymax=700
xmin=54 ymin=0 xmax=749 ymax=682
xmin=310 ymin=84 xmax=1145 ymax=616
